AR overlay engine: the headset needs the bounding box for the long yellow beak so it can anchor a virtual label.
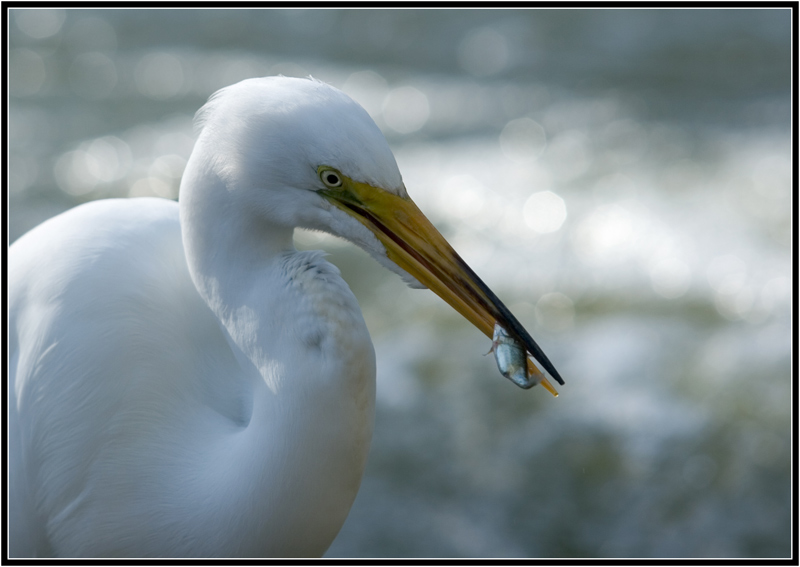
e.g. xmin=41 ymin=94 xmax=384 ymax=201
xmin=320 ymin=171 xmax=564 ymax=395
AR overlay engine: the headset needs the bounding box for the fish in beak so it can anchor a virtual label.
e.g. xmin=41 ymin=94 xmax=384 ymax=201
xmin=320 ymin=168 xmax=564 ymax=396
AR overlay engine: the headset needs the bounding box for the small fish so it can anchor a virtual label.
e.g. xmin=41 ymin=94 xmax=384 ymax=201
xmin=491 ymin=322 xmax=541 ymax=389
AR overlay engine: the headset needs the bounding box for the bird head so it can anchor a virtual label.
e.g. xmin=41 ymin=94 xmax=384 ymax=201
xmin=190 ymin=76 xmax=563 ymax=393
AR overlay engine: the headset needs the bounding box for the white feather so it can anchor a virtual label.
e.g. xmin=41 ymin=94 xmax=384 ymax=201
xmin=8 ymin=76 xmax=426 ymax=557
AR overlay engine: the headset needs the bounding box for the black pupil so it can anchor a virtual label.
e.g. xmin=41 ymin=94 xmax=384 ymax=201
xmin=325 ymin=173 xmax=339 ymax=185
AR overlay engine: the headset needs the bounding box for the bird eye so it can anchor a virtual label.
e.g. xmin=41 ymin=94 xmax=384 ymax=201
xmin=319 ymin=169 xmax=343 ymax=188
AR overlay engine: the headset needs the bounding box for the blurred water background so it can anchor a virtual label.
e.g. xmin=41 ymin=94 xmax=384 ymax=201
xmin=7 ymin=8 xmax=793 ymax=558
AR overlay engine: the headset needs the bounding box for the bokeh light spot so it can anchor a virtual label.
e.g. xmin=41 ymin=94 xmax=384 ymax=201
xmin=9 ymin=49 xmax=46 ymax=96
xmin=500 ymin=118 xmax=547 ymax=163
xmin=70 ymin=52 xmax=117 ymax=100
xmin=458 ymin=27 xmax=510 ymax=77
xmin=523 ymin=191 xmax=567 ymax=233
xmin=535 ymin=292 xmax=575 ymax=332
xmin=439 ymin=174 xmax=487 ymax=221
xmin=53 ymin=136 xmax=131 ymax=195
xmin=649 ymin=257 xmax=692 ymax=298
xmin=574 ymin=204 xmax=635 ymax=263
xmin=135 ymin=52 xmax=186 ymax=100
xmin=65 ymin=16 xmax=118 ymax=53
xmin=15 ymin=9 xmax=66 ymax=39
xmin=706 ymin=254 xmax=747 ymax=294
xmin=382 ymin=86 xmax=430 ymax=134
xmin=129 ymin=177 xmax=176 ymax=199
xmin=546 ymin=129 xmax=593 ymax=180
xmin=341 ymin=70 xmax=389 ymax=119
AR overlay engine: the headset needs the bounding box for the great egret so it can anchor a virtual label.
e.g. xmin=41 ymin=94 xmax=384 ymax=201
xmin=9 ymin=76 xmax=563 ymax=558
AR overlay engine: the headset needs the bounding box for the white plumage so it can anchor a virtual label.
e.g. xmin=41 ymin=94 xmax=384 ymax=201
xmin=9 ymin=76 xmax=562 ymax=558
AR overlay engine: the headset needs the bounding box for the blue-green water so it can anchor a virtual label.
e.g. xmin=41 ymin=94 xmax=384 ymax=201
xmin=8 ymin=8 xmax=792 ymax=558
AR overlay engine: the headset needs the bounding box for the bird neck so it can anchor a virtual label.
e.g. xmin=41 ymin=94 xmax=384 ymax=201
xmin=174 ymin=140 xmax=375 ymax=556
xmin=179 ymin=149 xmax=294 ymax=332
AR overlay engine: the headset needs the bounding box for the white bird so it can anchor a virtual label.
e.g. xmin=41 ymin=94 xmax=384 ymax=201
xmin=9 ymin=76 xmax=563 ymax=558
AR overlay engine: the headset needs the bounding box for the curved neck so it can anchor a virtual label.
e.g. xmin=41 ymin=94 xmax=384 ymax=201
xmin=175 ymin=136 xmax=375 ymax=556
xmin=179 ymin=143 xmax=294 ymax=318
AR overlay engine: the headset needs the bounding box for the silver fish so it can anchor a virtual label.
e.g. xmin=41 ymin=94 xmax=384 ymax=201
xmin=492 ymin=322 xmax=541 ymax=389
